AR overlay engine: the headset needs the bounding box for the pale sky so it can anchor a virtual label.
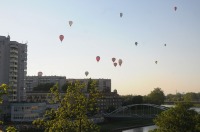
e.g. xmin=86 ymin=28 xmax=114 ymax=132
xmin=1 ymin=0 xmax=200 ymax=95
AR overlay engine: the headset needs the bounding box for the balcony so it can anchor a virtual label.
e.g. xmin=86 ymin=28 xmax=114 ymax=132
xmin=10 ymin=64 xmax=18 ymax=68
xmin=10 ymin=44 xmax=18 ymax=48
xmin=9 ymin=83 xmax=17 ymax=87
xmin=10 ymin=54 xmax=18 ymax=58
xmin=10 ymin=59 xmax=18 ymax=63
xmin=10 ymin=69 xmax=18 ymax=73
xmin=10 ymin=74 xmax=18 ymax=78
xmin=10 ymin=49 xmax=18 ymax=54
xmin=9 ymin=79 xmax=17 ymax=83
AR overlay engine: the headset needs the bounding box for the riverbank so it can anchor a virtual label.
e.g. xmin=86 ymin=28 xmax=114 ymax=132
xmin=99 ymin=119 xmax=154 ymax=132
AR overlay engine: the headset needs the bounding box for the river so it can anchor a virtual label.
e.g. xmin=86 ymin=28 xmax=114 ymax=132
xmin=122 ymin=125 xmax=157 ymax=132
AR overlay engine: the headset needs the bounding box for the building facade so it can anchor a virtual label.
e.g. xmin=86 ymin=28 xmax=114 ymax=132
xmin=66 ymin=78 xmax=111 ymax=92
xmin=98 ymin=90 xmax=122 ymax=113
xmin=0 ymin=35 xmax=27 ymax=102
xmin=26 ymin=73 xmax=66 ymax=92
xmin=10 ymin=102 xmax=46 ymax=122
xmin=26 ymin=78 xmax=112 ymax=103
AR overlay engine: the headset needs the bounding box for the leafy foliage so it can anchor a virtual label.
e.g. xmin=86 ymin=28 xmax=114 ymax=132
xmin=183 ymin=92 xmax=199 ymax=102
xmin=122 ymin=95 xmax=143 ymax=106
xmin=146 ymin=88 xmax=165 ymax=105
xmin=0 ymin=83 xmax=9 ymax=124
xmin=152 ymin=102 xmax=200 ymax=132
xmin=33 ymin=80 xmax=100 ymax=132
xmin=0 ymin=84 xmax=18 ymax=131
xmin=6 ymin=126 xmax=17 ymax=132
xmin=0 ymin=84 xmax=9 ymax=103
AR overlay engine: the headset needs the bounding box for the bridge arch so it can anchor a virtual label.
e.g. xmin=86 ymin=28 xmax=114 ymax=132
xmin=104 ymin=104 xmax=169 ymax=119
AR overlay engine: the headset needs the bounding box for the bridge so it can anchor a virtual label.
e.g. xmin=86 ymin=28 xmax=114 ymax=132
xmin=103 ymin=104 xmax=169 ymax=120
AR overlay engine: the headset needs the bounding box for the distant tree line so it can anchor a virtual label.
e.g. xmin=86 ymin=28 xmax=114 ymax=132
xmin=121 ymin=87 xmax=165 ymax=105
xmin=121 ymin=88 xmax=200 ymax=106
xmin=166 ymin=92 xmax=200 ymax=102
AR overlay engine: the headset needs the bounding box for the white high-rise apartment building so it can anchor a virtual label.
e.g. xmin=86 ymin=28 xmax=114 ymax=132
xmin=0 ymin=35 xmax=27 ymax=102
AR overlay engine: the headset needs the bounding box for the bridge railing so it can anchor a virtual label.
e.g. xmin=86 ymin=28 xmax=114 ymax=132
xmin=104 ymin=104 xmax=169 ymax=118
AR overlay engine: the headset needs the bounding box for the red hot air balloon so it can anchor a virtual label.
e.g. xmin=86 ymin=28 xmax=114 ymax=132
xmin=174 ymin=6 xmax=177 ymax=11
xmin=96 ymin=56 xmax=100 ymax=62
xmin=59 ymin=35 xmax=64 ymax=42
xmin=112 ymin=57 xmax=116 ymax=62
xmin=114 ymin=62 xmax=117 ymax=67
xmin=118 ymin=59 xmax=123 ymax=66
xmin=85 ymin=71 xmax=89 ymax=76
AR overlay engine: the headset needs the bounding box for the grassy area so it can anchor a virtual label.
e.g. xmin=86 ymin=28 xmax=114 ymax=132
xmin=99 ymin=119 xmax=154 ymax=132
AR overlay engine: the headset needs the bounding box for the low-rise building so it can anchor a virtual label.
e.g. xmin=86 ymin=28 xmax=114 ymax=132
xmin=98 ymin=89 xmax=122 ymax=113
xmin=66 ymin=78 xmax=111 ymax=92
xmin=25 ymin=78 xmax=121 ymax=115
xmin=26 ymin=73 xmax=66 ymax=92
xmin=26 ymin=92 xmax=65 ymax=103
xmin=10 ymin=102 xmax=46 ymax=122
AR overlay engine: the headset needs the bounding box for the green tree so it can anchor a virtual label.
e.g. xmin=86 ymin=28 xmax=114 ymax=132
xmin=0 ymin=84 xmax=8 ymax=104
xmin=122 ymin=95 xmax=144 ymax=105
xmin=183 ymin=92 xmax=198 ymax=102
xmin=132 ymin=95 xmax=143 ymax=104
xmin=61 ymin=82 xmax=69 ymax=92
xmin=0 ymin=84 xmax=18 ymax=132
xmin=33 ymin=81 xmax=100 ymax=132
xmin=147 ymin=88 xmax=165 ymax=105
xmin=0 ymin=84 xmax=9 ymax=125
xmin=165 ymin=94 xmax=174 ymax=102
xmin=121 ymin=95 xmax=134 ymax=106
xmin=152 ymin=102 xmax=200 ymax=132
xmin=6 ymin=126 xmax=17 ymax=132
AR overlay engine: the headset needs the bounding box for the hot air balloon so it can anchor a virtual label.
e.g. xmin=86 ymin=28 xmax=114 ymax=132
xmin=164 ymin=44 xmax=166 ymax=46
xmin=155 ymin=61 xmax=158 ymax=64
xmin=114 ymin=62 xmax=117 ymax=67
xmin=174 ymin=6 xmax=177 ymax=11
xmin=59 ymin=35 xmax=64 ymax=42
xmin=85 ymin=71 xmax=89 ymax=76
xmin=69 ymin=21 xmax=73 ymax=26
xmin=135 ymin=42 xmax=138 ymax=46
xmin=112 ymin=57 xmax=116 ymax=62
xmin=120 ymin=13 xmax=123 ymax=18
xmin=96 ymin=56 xmax=100 ymax=62
xmin=118 ymin=59 xmax=123 ymax=66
